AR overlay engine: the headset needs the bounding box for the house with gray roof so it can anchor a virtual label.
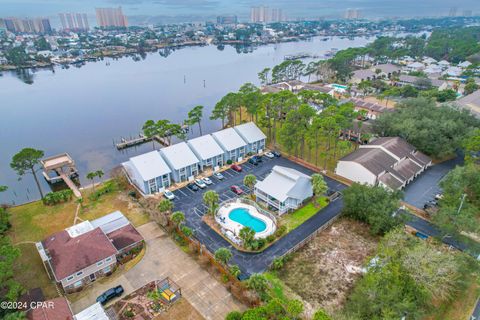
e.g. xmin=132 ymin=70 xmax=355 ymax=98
xmin=397 ymin=75 xmax=448 ymax=90
xmin=211 ymin=127 xmax=247 ymax=163
xmin=160 ymin=142 xmax=200 ymax=182
xmin=234 ymin=122 xmax=267 ymax=154
xmin=254 ymin=166 xmax=313 ymax=214
xmin=187 ymin=134 xmax=225 ymax=171
xmin=122 ymin=151 xmax=172 ymax=195
xmin=335 ymin=137 xmax=431 ymax=190
xmin=456 ymin=90 xmax=480 ymax=119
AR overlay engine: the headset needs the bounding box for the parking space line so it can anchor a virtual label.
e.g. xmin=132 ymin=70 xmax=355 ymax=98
xmin=222 ymin=170 xmax=234 ymax=177
xmin=176 ymin=189 xmax=189 ymax=197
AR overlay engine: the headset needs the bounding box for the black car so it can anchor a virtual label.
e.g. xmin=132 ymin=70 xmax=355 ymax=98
xmin=249 ymin=157 xmax=259 ymax=165
xmin=253 ymin=155 xmax=263 ymax=162
xmin=187 ymin=183 xmax=199 ymax=191
xmin=272 ymin=151 xmax=281 ymax=157
xmin=96 ymin=285 xmax=124 ymax=305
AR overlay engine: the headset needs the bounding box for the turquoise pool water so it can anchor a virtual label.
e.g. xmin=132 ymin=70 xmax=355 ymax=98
xmin=332 ymin=84 xmax=348 ymax=90
xmin=229 ymin=208 xmax=267 ymax=233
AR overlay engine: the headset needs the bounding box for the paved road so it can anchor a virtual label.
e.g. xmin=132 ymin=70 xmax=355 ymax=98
xmin=472 ymin=298 xmax=480 ymax=320
xmin=172 ymin=156 xmax=346 ymax=276
xmin=403 ymin=156 xmax=463 ymax=208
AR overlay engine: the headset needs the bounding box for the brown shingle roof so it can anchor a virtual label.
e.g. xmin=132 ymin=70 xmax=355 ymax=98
xmin=107 ymin=224 xmax=144 ymax=251
xmin=368 ymin=137 xmax=416 ymax=159
xmin=28 ymin=297 xmax=73 ymax=320
xmin=379 ymin=172 xmax=404 ymax=189
xmin=340 ymin=148 xmax=397 ymax=176
xmin=395 ymin=158 xmax=422 ymax=181
xmin=43 ymin=228 xmax=117 ymax=280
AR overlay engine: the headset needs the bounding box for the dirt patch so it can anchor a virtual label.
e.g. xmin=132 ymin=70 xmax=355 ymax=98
xmin=277 ymin=218 xmax=378 ymax=316
xmin=155 ymin=298 xmax=204 ymax=320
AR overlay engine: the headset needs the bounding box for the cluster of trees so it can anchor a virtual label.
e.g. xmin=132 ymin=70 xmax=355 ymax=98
xmin=142 ymin=119 xmax=188 ymax=146
xmin=424 ymin=27 xmax=480 ymax=63
xmin=374 ymin=98 xmax=480 ymax=159
xmin=342 ymin=183 xmax=404 ymax=235
xmin=344 ymin=229 xmax=478 ymax=319
xmin=42 ymin=190 xmax=74 ymax=206
xmin=0 ymin=188 xmax=24 ymax=319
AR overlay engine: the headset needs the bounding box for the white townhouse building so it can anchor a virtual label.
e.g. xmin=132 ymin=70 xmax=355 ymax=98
xmin=160 ymin=142 xmax=201 ymax=182
xmin=122 ymin=151 xmax=172 ymax=195
xmin=233 ymin=122 xmax=267 ymax=154
xmin=187 ymin=134 xmax=225 ymax=171
xmin=211 ymin=127 xmax=247 ymax=163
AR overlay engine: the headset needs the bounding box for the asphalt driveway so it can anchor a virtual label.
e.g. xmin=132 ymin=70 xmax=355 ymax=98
xmin=172 ymin=156 xmax=347 ymax=276
xmin=403 ymin=156 xmax=463 ymax=209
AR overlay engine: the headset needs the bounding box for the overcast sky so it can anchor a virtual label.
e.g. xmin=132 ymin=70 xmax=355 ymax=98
xmin=1 ymin=0 xmax=480 ymax=20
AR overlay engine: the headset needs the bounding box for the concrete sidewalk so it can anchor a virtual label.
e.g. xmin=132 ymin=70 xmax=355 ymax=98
xmin=71 ymin=222 xmax=245 ymax=319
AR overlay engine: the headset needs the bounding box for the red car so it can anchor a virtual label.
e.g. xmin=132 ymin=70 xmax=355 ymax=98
xmin=231 ymin=164 xmax=242 ymax=172
xmin=230 ymin=185 xmax=244 ymax=195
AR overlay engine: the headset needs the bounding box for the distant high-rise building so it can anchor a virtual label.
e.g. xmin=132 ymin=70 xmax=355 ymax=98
xmin=59 ymin=13 xmax=89 ymax=31
xmin=449 ymin=7 xmax=458 ymax=17
xmin=95 ymin=7 xmax=128 ymax=28
xmin=462 ymin=10 xmax=473 ymax=17
xmin=250 ymin=6 xmax=284 ymax=23
xmin=0 ymin=17 xmax=51 ymax=33
xmin=345 ymin=8 xmax=361 ymax=19
xmin=216 ymin=15 xmax=238 ymax=24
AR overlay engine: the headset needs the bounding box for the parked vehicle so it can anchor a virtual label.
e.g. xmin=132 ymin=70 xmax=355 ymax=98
xmin=326 ymin=190 xmax=341 ymax=201
xmin=231 ymin=164 xmax=242 ymax=172
xmin=214 ymin=172 xmax=224 ymax=180
xmin=230 ymin=185 xmax=244 ymax=195
xmin=272 ymin=151 xmax=281 ymax=157
xmin=163 ymin=190 xmax=175 ymax=200
xmin=96 ymin=285 xmax=124 ymax=305
xmin=195 ymin=179 xmax=207 ymax=189
xmin=248 ymin=157 xmax=258 ymax=165
xmin=252 ymin=155 xmax=263 ymax=162
xmin=435 ymin=193 xmax=444 ymax=200
xmin=187 ymin=183 xmax=199 ymax=192
xmin=202 ymin=177 xmax=212 ymax=185
xmin=415 ymin=232 xmax=429 ymax=240
xmin=264 ymin=152 xmax=275 ymax=159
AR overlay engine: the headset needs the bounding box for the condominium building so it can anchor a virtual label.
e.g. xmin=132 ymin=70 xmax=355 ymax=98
xmin=95 ymin=7 xmax=128 ymax=28
xmin=345 ymin=8 xmax=361 ymax=19
xmin=1 ymin=17 xmax=52 ymax=33
xmin=59 ymin=13 xmax=89 ymax=31
xmin=250 ymin=6 xmax=284 ymax=23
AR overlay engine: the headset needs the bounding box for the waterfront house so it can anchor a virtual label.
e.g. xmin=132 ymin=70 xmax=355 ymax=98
xmin=122 ymin=151 xmax=172 ymax=195
xmin=335 ymin=137 xmax=432 ymax=190
xmin=36 ymin=211 xmax=144 ymax=293
xmin=234 ymin=122 xmax=267 ymax=154
xmin=160 ymin=142 xmax=201 ymax=182
xmin=254 ymin=166 xmax=313 ymax=215
xmin=211 ymin=127 xmax=247 ymax=163
xmin=187 ymin=134 xmax=225 ymax=171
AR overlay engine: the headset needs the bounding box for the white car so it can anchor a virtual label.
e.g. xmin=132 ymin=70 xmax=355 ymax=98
xmin=195 ymin=179 xmax=207 ymax=189
xmin=203 ymin=177 xmax=213 ymax=185
xmin=163 ymin=190 xmax=175 ymax=200
xmin=265 ymin=152 xmax=275 ymax=159
xmin=214 ymin=172 xmax=224 ymax=180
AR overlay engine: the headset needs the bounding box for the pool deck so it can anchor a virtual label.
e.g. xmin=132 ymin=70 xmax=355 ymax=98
xmin=216 ymin=201 xmax=276 ymax=240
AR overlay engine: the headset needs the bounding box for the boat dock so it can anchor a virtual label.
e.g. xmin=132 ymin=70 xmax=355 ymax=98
xmin=115 ymin=134 xmax=170 ymax=150
xmin=284 ymin=53 xmax=320 ymax=60
xmin=40 ymin=153 xmax=81 ymax=198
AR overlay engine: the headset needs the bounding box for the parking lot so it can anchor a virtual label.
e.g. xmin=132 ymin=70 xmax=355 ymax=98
xmin=169 ymin=155 xmax=347 ymax=276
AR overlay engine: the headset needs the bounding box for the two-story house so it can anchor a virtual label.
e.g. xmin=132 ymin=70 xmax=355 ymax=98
xmin=233 ymin=122 xmax=267 ymax=154
xmin=211 ymin=127 xmax=247 ymax=163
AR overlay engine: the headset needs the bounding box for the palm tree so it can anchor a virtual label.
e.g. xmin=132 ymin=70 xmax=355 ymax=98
xmin=239 ymin=226 xmax=255 ymax=246
xmin=214 ymin=247 xmax=232 ymax=266
xmin=203 ymin=190 xmax=219 ymax=216
xmin=171 ymin=211 xmax=185 ymax=228
xmin=229 ymin=264 xmax=241 ymax=278
xmin=311 ymin=174 xmax=328 ymax=206
xmin=246 ymin=273 xmax=268 ymax=294
xmin=181 ymin=225 xmax=193 ymax=237
xmin=157 ymin=199 xmax=173 ymax=224
xmin=142 ymin=119 xmax=159 ymax=149
xmin=95 ymin=170 xmax=104 ymax=182
xmin=243 ymin=174 xmax=257 ymax=195
xmin=86 ymin=172 xmax=97 ymax=192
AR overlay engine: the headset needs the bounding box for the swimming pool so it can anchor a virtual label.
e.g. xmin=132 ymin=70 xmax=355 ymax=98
xmin=229 ymin=207 xmax=266 ymax=232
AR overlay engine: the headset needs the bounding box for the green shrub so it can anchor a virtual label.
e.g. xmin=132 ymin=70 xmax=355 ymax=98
xmin=225 ymin=311 xmax=242 ymax=320
xmin=266 ymin=235 xmax=276 ymax=243
xmin=274 ymin=225 xmax=287 ymax=238
xmin=42 ymin=189 xmax=74 ymax=205
xmin=226 ymin=159 xmax=233 ymax=165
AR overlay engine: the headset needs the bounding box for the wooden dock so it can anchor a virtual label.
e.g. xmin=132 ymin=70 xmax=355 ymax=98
xmin=40 ymin=153 xmax=82 ymax=198
xmin=115 ymin=134 xmax=170 ymax=150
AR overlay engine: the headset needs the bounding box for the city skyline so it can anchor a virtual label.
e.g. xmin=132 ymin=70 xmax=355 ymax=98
xmin=1 ymin=0 xmax=480 ymax=23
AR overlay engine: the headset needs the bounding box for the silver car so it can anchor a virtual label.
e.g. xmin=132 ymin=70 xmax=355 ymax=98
xmin=163 ymin=190 xmax=175 ymax=200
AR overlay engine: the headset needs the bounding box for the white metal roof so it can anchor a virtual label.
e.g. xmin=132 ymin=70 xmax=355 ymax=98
xmin=234 ymin=122 xmax=266 ymax=144
xmin=65 ymin=221 xmax=94 ymax=238
xmin=91 ymin=211 xmax=129 ymax=234
xmin=255 ymin=166 xmax=312 ymax=202
xmin=74 ymin=302 xmax=109 ymax=320
xmin=127 ymin=151 xmax=171 ymax=181
xmin=211 ymin=127 xmax=247 ymax=152
xmin=187 ymin=135 xmax=224 ymax=161
xmin=160 ymin=141 xmax=200 ymax=170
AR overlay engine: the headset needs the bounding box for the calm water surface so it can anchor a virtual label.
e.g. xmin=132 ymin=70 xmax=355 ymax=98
xmin=0 ymin=36 xmax=374 ymax=204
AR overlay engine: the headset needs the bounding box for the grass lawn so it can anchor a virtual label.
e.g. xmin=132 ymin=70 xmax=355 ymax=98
xmin=281 ymin=198 xmax=328 ymax=232
xmin=7 ymin=181 xmax=150 ymax=299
